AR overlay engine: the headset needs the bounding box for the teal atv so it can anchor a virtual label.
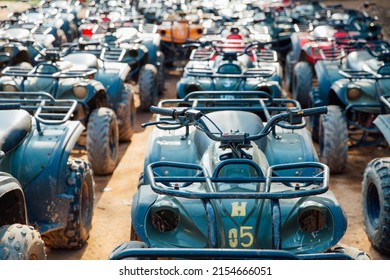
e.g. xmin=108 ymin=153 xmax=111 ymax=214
xmin=0 ymin=92 xmax=94 ymax=250
xmin=109 ymin=92 xmax=369 ymax=260
xmin=177 ymin=41 xmax=283 ymax=99
xmin=0 ymin=46 xmax=135 ymax=175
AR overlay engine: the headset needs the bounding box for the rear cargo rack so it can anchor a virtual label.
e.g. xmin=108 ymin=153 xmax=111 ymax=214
xmin=0 ymin=91 xmax=77 ymax=128
xmin=158 ymin=91 xmax=305 ymax=130
xmin=1 ymin=65 xmax=97 ymax=79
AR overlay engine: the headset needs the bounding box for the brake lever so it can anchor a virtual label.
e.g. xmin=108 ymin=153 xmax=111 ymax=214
xmin=141 ymin=120 xmax=180 ymax=128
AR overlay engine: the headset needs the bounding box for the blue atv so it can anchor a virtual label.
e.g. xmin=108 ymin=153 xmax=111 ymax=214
xmin=77 ymin=23 xmax=165 ymax=111
xmin=0 ymin=29 xmax=56 ymax=68
xmin=0 ymin=103 xmax=46 ymax=260
xmin=177 ymin=41 xmax=283 ymax=99
xmin=109 ymin=92 xmax=369 ymax=260
xmin=0 ymin=91 xmax=94 ymax=250
xmin=310 ymin=40 xmax=390 ymax=174
xmin=0 ymin=45 xmax=135 ymax=175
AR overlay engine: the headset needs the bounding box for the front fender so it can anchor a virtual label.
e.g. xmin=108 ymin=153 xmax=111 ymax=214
xmin=315 ymin=61 xmax=343 ymax=105
xmin=289 ymin=32 xmax=303 ymax=61
xmin=0 ymin=173 xmax=28 ymax=225
xmin=142 ymin=34 xmax=161 ymax=65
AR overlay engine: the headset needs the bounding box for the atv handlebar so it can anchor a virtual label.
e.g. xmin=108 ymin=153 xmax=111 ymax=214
xmin=147 ymin=105 xmax=328 ymax=143
xmin=150 ymin=106 xmax=186 ymax=118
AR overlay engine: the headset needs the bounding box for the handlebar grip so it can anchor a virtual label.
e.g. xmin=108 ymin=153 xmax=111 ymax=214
xmin=150 ymin=106 xmax=187 ymax=119
xmin=0 ymin=103 xmax=20 ymax=110
xmin=150 ymin=106 xmax=175 ymax=117
xmin=302 ymin=106 xmax=328 ymax=116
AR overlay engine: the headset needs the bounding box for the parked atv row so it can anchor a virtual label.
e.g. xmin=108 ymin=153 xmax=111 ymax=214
xmin=1 ymin=0 xmax=388 ymax=261
xmin=107 ymin=0 xmax=389 ymax=260
xmin=0 ymin=0 xmax=165 ymax=259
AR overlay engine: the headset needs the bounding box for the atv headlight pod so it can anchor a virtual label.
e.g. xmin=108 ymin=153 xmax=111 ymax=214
xmin=298 ymin=207 xmax=327 ymax=233
xmin=151 ymin=203 xmax=180 ymax=233
xmin=73 ymin=84 xmax=88 ymax=99
xmin=346 ymin=85 xmax=362 ymax=101
xmin=2 ymin=84 xmax=17 ymax=92
xmin=129 ymin=48 xmax=139 ymax=58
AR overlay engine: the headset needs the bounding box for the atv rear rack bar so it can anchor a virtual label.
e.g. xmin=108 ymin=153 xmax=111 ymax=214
xmin=189 ymin=48 xmax=278 ymax=63
xmin=1 ymin=65 xmax=97 ymax=79
xmin=184 ymin=67 xmax=276 ymax=78
xmin=0 ymin=91 xmax=76 ymax=127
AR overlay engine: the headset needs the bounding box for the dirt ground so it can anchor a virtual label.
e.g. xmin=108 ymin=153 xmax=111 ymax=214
xmin=0 ymin=0 xmax=390 ymax=260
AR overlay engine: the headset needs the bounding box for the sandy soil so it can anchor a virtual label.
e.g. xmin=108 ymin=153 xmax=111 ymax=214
xmin=1 ymin=0 xmax=389 ymax=260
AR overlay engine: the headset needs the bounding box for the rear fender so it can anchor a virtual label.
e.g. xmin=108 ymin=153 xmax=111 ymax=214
xmin=94 ymin=64 xmax=129 ymax=105
xmin=289 ymin=32 xmax=303 ymax=62
xmin=141 ymin=34 xmax=161 ymax=65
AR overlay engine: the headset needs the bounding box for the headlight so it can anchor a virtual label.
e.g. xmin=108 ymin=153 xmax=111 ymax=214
xmin=129 ymin=49 xmax=139 ymax=58
xmin=73 ymin=85 xmax=88 ymax=99
xmin=3 ymin=84 xmax=17 ymax=92
xmin=256 ymin=85 xmax=272 ymax=95
xmin=346 ymin=86 xmax=362 ymax=100
xmin=298 ymin=208 xmax=326 ymax=233
xmin=151 ymin=207 xmax=179 ymax=232
xmin=185 ymin=84 xmax=201 ymax=94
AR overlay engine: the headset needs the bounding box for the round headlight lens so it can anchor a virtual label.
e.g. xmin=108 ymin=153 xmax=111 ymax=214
xmin=298 ymin=208 xmax=326 ymax=233
xmin=129 ymin=49 xmax=139 ymax=58
xmin=151 ymin=209 xmax=179 ymax=232
xmin=3 ymin=84 xmax=17 ymax=92
xmin=73 ymin=85 xmax=88 ymax=99
xmin=347 ymin=87 xmax=361 ymax=100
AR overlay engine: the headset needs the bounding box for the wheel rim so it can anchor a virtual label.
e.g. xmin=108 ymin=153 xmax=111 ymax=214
xmin=366 ymin=182 xmax=380 ymax=229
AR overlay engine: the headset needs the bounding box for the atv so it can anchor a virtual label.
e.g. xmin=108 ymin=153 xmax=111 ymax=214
xmin=0 ymin=46 xmax=135 ymax=175
xmin=109 ymin=92 xmax=369 ymax=260
xmin=177 ymin=40 xmax=283 ymax=99
xmin=0 ymin=28 xmax=56 ymax=68
xmin=0 ymin=91 xmax=94 ymax=250
xmin=0 ymin=104 xmax=46 ymax=260
xmin=156 ymin=11 xmax=204 ymax=67
xmin=4 ymin=8 xmax=71 ymax=48
xmin=284 ymin=3 xmax=382 ymax=108
xmin=0 ymin=38 xmax=34 ymax=71
xmin=310 ymin=40 xmax=390 ymax=174
xmin=77 ymin=23 xmax=165 ymax=111
xmin=362 ymin=94 xmax=390 ymax=255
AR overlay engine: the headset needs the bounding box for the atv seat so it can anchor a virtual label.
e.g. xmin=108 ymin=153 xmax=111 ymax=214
xmin=0 ymin=110 xmax=32 ymax=154
xmin=63 ymin=53 xmax=99 ymax=69
xmin=347 ymin=50 xmax=380 ymax=72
